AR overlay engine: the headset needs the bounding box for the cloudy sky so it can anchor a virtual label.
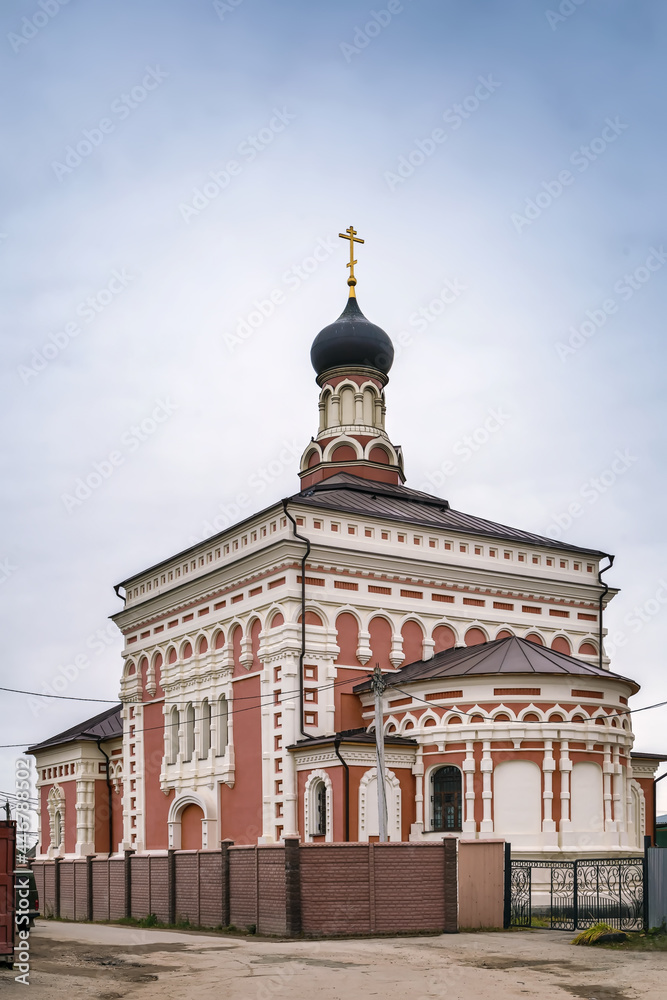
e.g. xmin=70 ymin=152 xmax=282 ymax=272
xmin=2 ymin=0 xmax=666 ymax=815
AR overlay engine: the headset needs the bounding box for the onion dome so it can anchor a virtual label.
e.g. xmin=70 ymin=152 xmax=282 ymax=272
xmin=310 ymin=295 xmax=394 ymax=377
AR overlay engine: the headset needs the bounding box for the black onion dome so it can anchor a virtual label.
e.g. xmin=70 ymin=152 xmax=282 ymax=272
xmin=310 ymin=296 xmax=394 ymax=376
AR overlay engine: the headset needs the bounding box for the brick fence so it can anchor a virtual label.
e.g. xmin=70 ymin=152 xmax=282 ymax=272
xmin=32 ymin=838 xmax=502 ymax=936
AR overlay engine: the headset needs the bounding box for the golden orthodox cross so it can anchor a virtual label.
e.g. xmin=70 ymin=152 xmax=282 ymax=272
xmin=339 ymin=225 xmax=364 ymax=291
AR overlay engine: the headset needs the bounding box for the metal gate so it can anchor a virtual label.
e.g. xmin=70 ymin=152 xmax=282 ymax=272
xmin=506 ymin=856 xmax=644 ymax=931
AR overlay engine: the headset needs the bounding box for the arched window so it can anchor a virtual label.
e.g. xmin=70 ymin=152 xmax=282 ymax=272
xmin=200 ymin=699 xmax=211 ymax=758
xmin=313 ymin=780 xmax=327 ymax=836
xmin=217 ymin=695 xmax=228 ymax=755
xmin=183 ymin=703 xmax=195 ymax=762
xmin=168 ymin=705 xmax=179 ymax=763
xmin=431 ymin=766 xmax=462 ymax=832
xmin=54 ymin=810 xmax=62 ymax=849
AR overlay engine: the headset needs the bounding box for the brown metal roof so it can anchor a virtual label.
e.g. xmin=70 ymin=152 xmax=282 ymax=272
xmin=26 ymin=704 xmax=123 ymax=754
xmin=354 ymin=636 xmax=639 ymax=694
xmin=291 ymin=474 xmax=606 ymax=555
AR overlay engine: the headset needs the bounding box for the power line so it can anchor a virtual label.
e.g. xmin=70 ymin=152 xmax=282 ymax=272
xmin=0 ymin=672 xmax=372 ymax=748
xmin=0 ymin=685 xmax=116 ymax=703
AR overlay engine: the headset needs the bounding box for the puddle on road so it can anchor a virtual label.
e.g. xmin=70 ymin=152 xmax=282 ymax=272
xmin=250 ymin=955 xmax=369 ymax=969
xmin=562 ymin=988 xmax=633 ymax=1000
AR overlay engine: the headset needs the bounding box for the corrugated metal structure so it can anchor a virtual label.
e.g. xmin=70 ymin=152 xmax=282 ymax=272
xmin=647 ymin=847 xmax=667 ymax=929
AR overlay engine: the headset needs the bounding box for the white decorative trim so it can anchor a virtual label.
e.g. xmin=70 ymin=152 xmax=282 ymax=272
xmin=358 ymin=767 xmax=402 ymax=842
xmin=304 ymin=769 xmax=333 ymax=842
xmin=47 ymin=785 xmax=65 ymax=857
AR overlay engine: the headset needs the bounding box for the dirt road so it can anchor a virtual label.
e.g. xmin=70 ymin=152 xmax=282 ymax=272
xmin=1 ymin=920 xmax=665 ymax=999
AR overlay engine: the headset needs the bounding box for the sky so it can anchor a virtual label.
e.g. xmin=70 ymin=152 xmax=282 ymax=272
xmin=1 ymin=0 xmax=666 ymax=820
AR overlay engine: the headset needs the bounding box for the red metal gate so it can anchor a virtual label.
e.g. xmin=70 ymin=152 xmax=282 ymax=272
xmin=0 ymin=821 xmax=16 ymax=965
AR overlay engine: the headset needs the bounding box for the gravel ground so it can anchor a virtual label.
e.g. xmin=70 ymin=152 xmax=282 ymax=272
xmin=0 ymin=920 xmax=665 ymax=999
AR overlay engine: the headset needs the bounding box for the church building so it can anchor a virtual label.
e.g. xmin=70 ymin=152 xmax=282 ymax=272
xmin=29 ymin=228 xmax=663 ymax=859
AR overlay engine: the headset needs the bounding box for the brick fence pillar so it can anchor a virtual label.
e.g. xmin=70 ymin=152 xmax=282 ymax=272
xmin=124 ymin=849 xmax=134 ymax=919
xmin=86 ymin=855 xmax=94 ymax=921
xmin=221 ymin=840 xmax=233 ymax=927
xmin=53 ymin=857 xmax=61 ymax=920
xmin=284 ymin=837 xmax=302 ymax=937
xmin=168 ymin=849 xmax=176 ymax=925
xmin=443 ymin=837 xmax=458 ymax=933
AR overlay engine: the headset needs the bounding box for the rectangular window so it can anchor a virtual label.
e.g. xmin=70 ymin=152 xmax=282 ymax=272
xmin=425 ymin=690 xmax=463 ymax=701
xmin=571 ymin=689 xmax=603 ymax=699
xmin=335 ymin=580 xmax=358 ymax=590
xmin=432 ymin=593 xmax=454 ymax=603
xmin=522 ymin=605 xmax=542 ymax=614
xmin=474 ymin=546 xmax=482 ymax=555
xmin=560 ymin=559 xmax=568 ymax=569
xmin=397 ymin=533 xmax=406 ymax=543
xmin=331 ymin=523 xmax=339 ymax=532
xmin=231 ymin=594 xmax=243 ymax=603
xmin=414 ymin=536 xmax=421 ymax=545
xmin=314 ymin=520 xmax=322 ymax=529
xmin=348 ymin=525 xmax=356 ymax=535
xmin=459 ymin=543 xmax=467 ymax=553
xmin=463 ymin=597 xmax=485 ymax=607
xmin=381 ymin=530 xmax=389 ymax=540
xmin=504 ymin=551 xmax=512 ymax=560
xmin=518 ymin=553 xmax=526 ymax=562
xmin=369 ymin=585 xmax=391 ymax=595
xmin=550 ymin=609 xmax=570 ymax=618
xmin=182 ymin=613 xmax=193 ymax=622
xmin=493 ymin=601 xmax=514 ymax=611
xmin=573 ymin=562 xmax=580 ymax=570
xmin=214 ymin=600 xmax=226 ymax=610
xmin=269 ymin=577 xmax=286 ymax=589
xmin=249 ymin=586 xmax=262 ymax=596
xmin=198 ymin=606 xmax=210 ymax=616
xmin=578 ymin=612 xmax=597 ymax=621
xmin=400 ymin=588 xmax=423 ymax=599
xmin=364 ymin=528 xmax=373 ymax=537
xmin=429 ymin=539 xmax=437 ymax=548
xmin=445 ymin=541 xmax=452 ymax=550
xmin=296 ymin=517 xmax=304 ymax=526
xmin=489 ymin=548 xmax=496 ymax=557
xmin=546 ymin=557 xmax=554 ymax=566
xmin=296 ymin=575 xmax=325 ymax=586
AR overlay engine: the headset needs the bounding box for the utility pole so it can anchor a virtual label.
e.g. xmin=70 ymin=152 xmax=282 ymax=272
xmin=372 ymin=664 xmax=388 ymax=842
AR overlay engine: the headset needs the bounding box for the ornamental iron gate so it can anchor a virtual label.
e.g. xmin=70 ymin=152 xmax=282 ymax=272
xmin=506 ymin=855 xmax=645 ymax=931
